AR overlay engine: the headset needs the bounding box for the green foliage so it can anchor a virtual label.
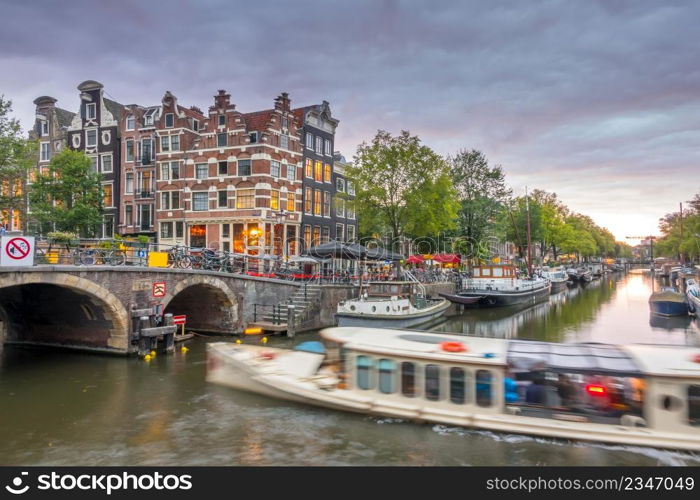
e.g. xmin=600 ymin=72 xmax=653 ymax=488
xmin=449 ymin=149 xmax=511 ymax=245
xmin=347 ymin=130 xmax=459 ymax=242
xmin=137 ymin=235 xmax=150 ymax=245
xmin=28 ymin=149 xmax=104 ymax=236
xmin=0 ymin=96 xmax=37 ymax=228
xmin=46 ymin=231 xmax=77 ymax=243
xmin=655 ymin=194 xmax=700 ymax=260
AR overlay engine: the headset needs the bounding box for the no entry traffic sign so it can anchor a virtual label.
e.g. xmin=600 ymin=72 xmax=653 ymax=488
xmin=0 ymin=236 xmax=35 ymax=267
xmin=173 ymin=315 xmax=187 ymax=325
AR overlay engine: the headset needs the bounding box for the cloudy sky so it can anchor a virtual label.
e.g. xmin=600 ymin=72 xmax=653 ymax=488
xmin=2 ymin=0 xmax=698 ymax=242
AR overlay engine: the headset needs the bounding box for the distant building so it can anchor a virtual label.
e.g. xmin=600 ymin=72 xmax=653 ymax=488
xmin=332 ymin=152 xmax=357 ymax=243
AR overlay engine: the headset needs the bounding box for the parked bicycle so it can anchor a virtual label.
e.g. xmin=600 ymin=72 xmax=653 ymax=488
xmin=167 ymin=244 xmax=194 ymax=269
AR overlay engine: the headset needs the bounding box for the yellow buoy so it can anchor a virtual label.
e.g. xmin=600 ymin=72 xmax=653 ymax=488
xmin=262 ymin=336 xmax=268 ymax=344
xmin=235 ymin=339 xmax=242 ymax=344
xmin=150 ymin=350 xmax=156 ymax=356
xmin=144 ymin=354 xmax=152 ymax=361
xmin=181 ymin=346 xmax=189 ymax=353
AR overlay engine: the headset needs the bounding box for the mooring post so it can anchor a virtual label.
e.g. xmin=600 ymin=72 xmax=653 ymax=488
xmin=287 ymin=304 xmax=296 ymax=338
xmin=138 ymin=315 xmax=150 ymax=356
xmin=163 ymin=313 xmax=175 ymax=353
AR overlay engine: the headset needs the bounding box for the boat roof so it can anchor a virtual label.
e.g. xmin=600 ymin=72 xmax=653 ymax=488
xmin=321 ymin=327 xmax=508 ymax=366
xmin=320 ymin=327 xmax=700 ymax=378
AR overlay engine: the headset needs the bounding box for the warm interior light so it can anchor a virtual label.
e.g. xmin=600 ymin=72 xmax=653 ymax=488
xmin=585 ymin=384 xmax=607 ymax=396
xmin=244 ymin=327 xmax=263 ymax=335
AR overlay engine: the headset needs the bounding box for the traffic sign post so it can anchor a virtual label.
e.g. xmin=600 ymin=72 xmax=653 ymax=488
xmin=0 ymin=236 xmax=35 ymax=267
xmin=173 ymin=315 xmax=187 ymax=336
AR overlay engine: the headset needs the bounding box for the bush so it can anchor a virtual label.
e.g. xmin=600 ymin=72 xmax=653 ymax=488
xmin=47 ymin=231 xmax=77 ymax=243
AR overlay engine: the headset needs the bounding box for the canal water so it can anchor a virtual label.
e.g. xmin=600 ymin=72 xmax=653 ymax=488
xmin=1 ymin=270 xmax=699 ymax=466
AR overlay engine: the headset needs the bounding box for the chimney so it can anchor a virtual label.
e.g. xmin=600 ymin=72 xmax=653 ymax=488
xmin=275 ymin=92 xmax=291 ymax=112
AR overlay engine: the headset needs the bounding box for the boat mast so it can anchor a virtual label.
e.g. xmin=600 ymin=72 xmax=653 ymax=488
xmin=525 ymin=186 xmax=533 ymax=277
xmin=680 ymin=202 xmax=684 ymax=265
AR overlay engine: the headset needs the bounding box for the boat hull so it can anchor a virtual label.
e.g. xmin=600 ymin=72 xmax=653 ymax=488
xmin=459 ymin=283 xmax=551 ymax=307
xmin=649 ymin=300 xmax=689 ymax=317
xmin=438 ymin=292 xmax=482 ymax=305
xmin=549 ymin=280 xmax=569 ymax=293
xmin=336 ymin=299 xmax=450 ymax=328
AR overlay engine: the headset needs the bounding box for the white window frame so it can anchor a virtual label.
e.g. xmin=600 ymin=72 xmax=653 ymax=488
xmin=171 ymin=134 xmax=180 ymax=151
xmin=280 ymin=134 xmax=289 ymax=150
xmin=41 ymin=121 xmax=49 ymax=136
xmin=286 ymin=164 xmax=295 ymax=181
xmin=100 ymin=154 xmax=113 ymax=173
xmin=86 ymin=103 xmax=96 ymax=120
xmin=126 ymin=115 xmax=135 ymax=131
xmin=192 ymin=192 xmax=208 ymax=211
xmin=103 ymin=182 xmax=114 ymax=208
xmin=347 ymin=182 xmax=355 ymax=196
xmin=88 ymin=155 xmax=98 ymax=172
xmin=336 ymin=178 xmax=345 ymax=192
xmin=336 ymin=197 xmax=345 ymax=218
xmin=336 ymin=223 xmax=345 ymax=242
xmin=126 ymin=139 xmax=134 ymax=162
xmin=161 ymin=136 xmax=170 ymax=152
xmin=270 ymin=160 xmax=280 ymax=178
xmin=347 ymin=224 xmax=356 ymax=242
xmin=324 ymin=139 xmax=332 ymax=156
xmin=195 ymin=163 xmax=208 ymax=180
xmin=315 ymin=136 xmax=323 ymax=154
xmin=40 ymin=142 xmax=50 ymax=162
xmin=125 ymin=173 xmax=134 ymax=194
xmin=165 ymin=113 xmax=174 ymax=128
xmin=86 ymin=128 xmax=97 ymax=147
xmin=306 ymin=133 xmax=314 ymax=149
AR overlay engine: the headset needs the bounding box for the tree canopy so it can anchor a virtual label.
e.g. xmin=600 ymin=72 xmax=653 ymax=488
xmin=346 ymin=130 xmax=459 ymax=243
xmin=28 ymin=149 xmax=104 ymax=236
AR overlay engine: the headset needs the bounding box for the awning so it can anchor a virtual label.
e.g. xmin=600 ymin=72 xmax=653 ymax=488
xmin=406 ymin=255 xmax=424 ymax=264
xmin=433 ymin=253 xmax=461 ymax=264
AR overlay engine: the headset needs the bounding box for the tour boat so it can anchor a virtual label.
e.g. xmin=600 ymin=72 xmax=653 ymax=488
xmin=457 ymin=264 xmax=550 ymax=306
xmin=685 ymin=279 xmax=700 ymax=315
xmin=206 ymin=327 xmax=700 ymax=451
xmin=540 ymin=266 xmax=569 ymax=293
xmin=335 ymin=282 xmax=450 ymax=328
xmin=649 ymin=287 xmax=689 ymax=317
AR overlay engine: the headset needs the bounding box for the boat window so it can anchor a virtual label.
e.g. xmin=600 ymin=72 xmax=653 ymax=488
xmin=473 ymin=268 xmax=481 ymax=277
xmin=450 ymin=367 xmax=467 ymax=404
xmin=356 ymin=355 xmax=373 ymax=390
xmin=689 ymin=386 xmax=700 ymax=426
xmin=378 ymin=359 xmax=396 ymax=394
xmin=371 ymin=306 xmax=376 ymax=313
xmin=401 ymin=362 xmax=416 ymax=397
xmin=425 ymin=364 xmax=441 ymax=401
xmin=476 ymin=370 xmax=492 ymax=407
xmin=493 ymin=267 xmax=503 ymax=277
xmin=482 ymin=268 xmax=491 ymax=277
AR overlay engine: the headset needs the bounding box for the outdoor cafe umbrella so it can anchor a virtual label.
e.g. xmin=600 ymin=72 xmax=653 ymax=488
xmin=406 ymin=254 xmax=425 ymax=264
xmin=365 ymin=246 xmax=404 ymax=261
xmin=305 ymin=241 xmax=364 ymax=260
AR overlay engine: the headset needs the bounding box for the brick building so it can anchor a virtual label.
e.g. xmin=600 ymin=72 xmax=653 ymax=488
xmin=154 ymin=90 xmax=303 ymax=257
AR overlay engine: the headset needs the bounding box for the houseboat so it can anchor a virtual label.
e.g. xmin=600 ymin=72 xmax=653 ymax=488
xmin=454 ymin=264 xmax=550 ymax=307
xmin=567 ymin=267 xmax=592 ymax=283
xmin=335 ymin=282 xmax=450 ymax=328
xmin=206 ymin=327 xmax=700 ymax=451
xmin=540 ymin=266 xmax=569 ymax=293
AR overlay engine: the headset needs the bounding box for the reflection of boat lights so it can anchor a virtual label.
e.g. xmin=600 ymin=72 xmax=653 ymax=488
xmin=585 ymin=384 xmax=607 ymax=396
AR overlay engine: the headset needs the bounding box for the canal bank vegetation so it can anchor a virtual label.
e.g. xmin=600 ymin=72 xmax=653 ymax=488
xmin=346 ymin=133 xmax=633 ymax=263
xmin=655 ymin=193 xmax=700 ymax=261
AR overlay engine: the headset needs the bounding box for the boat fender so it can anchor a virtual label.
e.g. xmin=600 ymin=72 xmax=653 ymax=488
xmin=692 ymin=353 xmax=700 ymax=364
xmin=440 ymin=341 xmax=467 ymax=353
xmin=259 ymin=351 xmax=276 ymax=360
xmin=620 ymin=415 xmax=647 ymax=428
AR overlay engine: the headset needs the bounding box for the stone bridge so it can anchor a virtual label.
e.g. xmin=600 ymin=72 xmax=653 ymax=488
xmin=0 ymin=266 xmax=455 ymax=355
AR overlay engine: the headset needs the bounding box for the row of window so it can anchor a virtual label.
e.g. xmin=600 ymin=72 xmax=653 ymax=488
xmin=123 ymin=204 xmax=153 ymax=230
xmin=302 ymin=188 xmax=355 ymax=218
xmin=303 ymin=224 xmax=356 ymax=246
xmin=125 ymin=139 xmax=154 ymax=163
xmin=153 ymin=190 xmax=296 ymax=212
xmin=355 ymin=356 xmax=494 ymax=407
xmin=305 ymin=133 xmax=332 ymax=156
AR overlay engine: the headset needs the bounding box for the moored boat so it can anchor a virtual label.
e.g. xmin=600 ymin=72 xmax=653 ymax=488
xmin=686 ymin=279 xmax=700 ymax=315
xmin=541 ymin=266 xmax=569 ymax=293
xmin=438 ymin=292 xmax=482 ymax=305
xmin=567 ymin=267 xmax=592 ymax=283
xmin=336 ymin=282 xmax=449 ymax=328
xmin=207 ymin=327 xmax=700 ymax=451
xmin=457 ymin=264 xmax=550 ymax=307
xmin=649 ymin=287 xmax=689 ymax=317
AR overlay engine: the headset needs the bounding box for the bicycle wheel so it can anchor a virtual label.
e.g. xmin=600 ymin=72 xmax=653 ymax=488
xmin=178 ymin=255 xmax=194 ymax=269
xmin=107 ymin=250 xmax=126 ymax=266
xmin=79 ymin=250 xmax=96 ymax=266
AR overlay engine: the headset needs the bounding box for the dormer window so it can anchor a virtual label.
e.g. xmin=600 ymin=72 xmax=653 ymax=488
xmin=165 ymin=113 xmax=174 ymax=128
xmin=126 ymin=115 xmax=135 ymax=130
xmin=249 ymin=131 xmax=258 ymax=144
xmin=192 ymin=119 xmax=199 ymax=132
xmin=40 ymin=121 xmax=49 ymax=136
xmin=86 ymin=103 xmax=96 ymax=120
xmin=218 ymin=114 xmax=226 ymax=127
xmin=281 ymin=117 xmax=288 ymax=130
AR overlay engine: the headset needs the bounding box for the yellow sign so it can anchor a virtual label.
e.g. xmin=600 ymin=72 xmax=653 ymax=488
xmin=492 ymin=256 xmax=501 ymax=263
xmin=148 ymin=251 xmax=169 ymax=268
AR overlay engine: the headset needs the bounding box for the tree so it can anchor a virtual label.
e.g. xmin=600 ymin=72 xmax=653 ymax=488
xmin=347 ymin=130 xmax=459 ymax=247
xmin=28 ymin=149 xmax=104 ymax=236
xmin=0 ymin=96 xmax=36 ymax=230
xmin=449 ymin=149 xmax=511 ymax=249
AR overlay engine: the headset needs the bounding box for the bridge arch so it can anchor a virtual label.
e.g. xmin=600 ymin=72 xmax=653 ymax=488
xmin=162 ymin=275 xmax=238 ymax=334
xmin=0 ymin=272 xmax=130 ymax=352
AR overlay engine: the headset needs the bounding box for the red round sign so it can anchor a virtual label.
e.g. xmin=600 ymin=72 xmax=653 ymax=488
xmin=6 ymin=237 xmax=30 ymax=260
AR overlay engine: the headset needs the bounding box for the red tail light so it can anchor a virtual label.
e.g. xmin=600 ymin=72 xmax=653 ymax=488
xmin=586 ymin=384 xmax=607 ymax=396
